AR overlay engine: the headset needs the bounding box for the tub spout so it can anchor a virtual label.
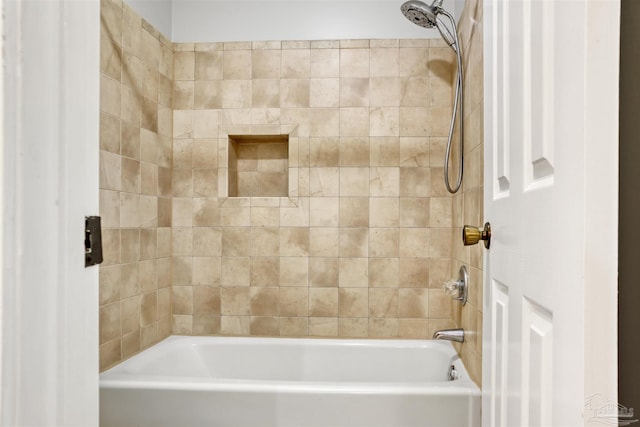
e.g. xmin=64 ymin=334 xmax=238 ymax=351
xmin=433 ymin=328 xmax=464 ymax=343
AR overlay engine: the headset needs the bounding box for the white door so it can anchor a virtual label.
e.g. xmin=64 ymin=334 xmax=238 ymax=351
xmin=1 ymin=0 xmax=100 ymax=425
xmin=482 ymin=1 xmax=619 ymax=426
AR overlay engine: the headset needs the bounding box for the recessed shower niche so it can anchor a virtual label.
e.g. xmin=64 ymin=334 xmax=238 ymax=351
xmin=227 ymin=134 xmax=289 ymax=197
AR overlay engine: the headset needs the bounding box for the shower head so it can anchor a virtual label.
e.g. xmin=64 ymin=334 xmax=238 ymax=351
xmin=400 ymin=0 xmax=457 ymax=49
xmin=400 ymin=0 xmax=440 ymax=29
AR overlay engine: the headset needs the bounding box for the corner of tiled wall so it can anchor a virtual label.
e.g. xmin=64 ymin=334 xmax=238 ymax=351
xmin=99 ymin=0 xmax=174 ymax=371
xmin=451 ymin=0 xmax=484 ymax=387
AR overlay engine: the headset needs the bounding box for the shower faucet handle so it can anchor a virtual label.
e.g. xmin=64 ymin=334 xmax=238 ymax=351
xmin=462 ymin=222 xmax=491 ymax=249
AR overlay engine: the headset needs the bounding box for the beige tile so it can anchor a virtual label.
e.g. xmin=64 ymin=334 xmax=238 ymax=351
xmin=222 ymin=50 xmax=251 ymax=79
xmin=250 ymin=257 xmax=279 ymax=287
xmin=172 ymin=286 xmax=193 ymax=315
xmin=369 ymin=288 xmax=398 ymax=317
xmin=99 ymin=339 xmax=121 ymax=371
xmin=281 ymin=49 xmax=310 ymax=78
xmin=370 ymin=77 xmax=401 ymax=107
xmin=401 ymin=77 xmax=430 ymax=107
xmin=398 ymin=106 xmax=430 ymax=138
xmin=338 ymin=288 xmax=368 ymax=317
xmin=140 ymin=195 xmax=157 ymax=227
xmin=99 ymin=302 xmax=121 ymax=345
xmin=193 ymin=198 xmax=220 ymax=226
xmin=194 ymin=80 xmax=223 ymax=109
xmin=172 ymin=169 xmax=193 ymax=197
xmin=193 ymin=109 xmax=221 ymax=138
xmin=398 ymin=318 xmax=429 ymax=338
xmin=369 ymin=228 xmax=399 ymax=258
xmin=340 ymin=78 xmax=369 ymax=107
xmin=310 ymin=49 xmax=339 ymax=78
xmin=309 ymin=108 xmax=339 ymax=137
xmin=193 ymin=227 xmax=222 ymax=256
xmin=339 ymin=197 xmax=369 ymax=227
xmin=221 ymin=257 xmax=250 ymax=287
xmin=310 ymin=78 xmax=339 ymax=108
xmin=141 ymin=98 xmax=158 ymax=133
xmin=222 ymin=80 xmax=251 ymax=109
xmin=339 ymin=137 xmax=369 ymax=166
xmin=191 ymin=257 xmax=221 ymax=285
xmin=309 ymin=168 xmax=339 ymax=196
xmin=99 ymin=264 xmax=121 ymax=306
xmin=430 ymin=228 xmax=453 ymax=258
xmin=279 ymin=287 xmax=308 ymax=317
xmin=250 ymin=317 xmax=280 ymax=336
xmin=252 ymin=50 xmax=281 ymax=79
xmin=428 ymin=288 xmax=452 ymax=319
xmin=399 ymin=258 xmax=429 ymax=288
xmin=250 ymin=226 xmax=279 ymax=256
xmin=370 ymin=48 xmax=399 ymax=77
xmin=399 ymin=167 xmax=431 ymax=197
xmin=193 ymin=316 xmax=221 ymax=335
xmin=250 ymin=206 xmax=279 ymax=227
xmin=369 ymin=167 xmax=400 ymax=197
xmin=172 ymin=315 xmax=193 ymax=335
xmin=339 ymin=228 xmax=368 ymax=258
xmin=368 ymin=318 xmax=398 ymax=337
xmin=369 ymin=198 xmax=399 ymax=227
xmin=121 ymin=123 xmax=140 ymax=160
xmin=309 ymin=197 xmax=339 ymax=227
xmin=250 ymin=287 xmax=279 ymax=316
xmin=309 ymin=137 xmax=339 ymax=167
xmin=100 ymin=189 xmax=120 ymax=229
xmin=280 ymin=317 xmax=308 ymax=336
xmin=172 ymin=198 xmax=193 ymax=226
xmin=120 ymin=228 xmax=140 ymax=263
xmin=141 ymin=162 xmax=158 ymax=196
xmin=279 ymin=257 xmax=308 ymax=287
xmin=370 ymin=107 xmax=400 ymax=137
xmin=121 ymin=295 xmax=139 ymax=335
xmin=339 ymin=108 xmax=369 ymax=137
xmin=192 ymin=286 xmax=220 ymax=316
xmin=140 ymin=291 xmax=158 ymax=326
xmin=309 ymin=317 xmax=338 ymax=336
xmin=340 ymin=49 xmax=369 ymax=77
xmin=100 ymin=112 xmax=120 ymax=154
xmin=309 ymin=257 xmax=339 ymax=287
xmin=340 ymin=167 xmax=369 ymax=197
xmin=252 ymin=79 xmax=280 ymax=108
xmin=339 ymin=318 xmax=368 ymax=337
xmin=172 ymin=256 xmax=192 ymax=286
xmin=100 ymin=76 xmax=121 ymax=117
xmin=221 ymin=315 xmax=249 ymax=335
xmin=399 ymin=228 xmax=430 ymax=258
xmin=221 ymin=287 xmax=250 ymax=315
xmin=121 ymin=331 xmax=140 ymax=359
xmin=195 ymin=51 xmax=223 ymax=80
xmin=280 ymin=79 xmax=310 ymax=108
xmin=399 ymin=197 xmax=430 ymax=227
xmin=369 ymin=258 xmax=399 ymax=287
xmin=279 ymin=227 xmax=309 ymax=257
xmin=399 ymin=47 xmax=428 ymax=77
xmin=400 ymin=137 xmax=430 ymax=167
xmin=173 ymin=81 xmax=194 ymax=109
xmin=338 ymin=258 xmax=368 ymax=287
xmin=309 ymin=227 xmax=339 ymax=257
xmin=100 ymin=150 xmax=121 ymax=191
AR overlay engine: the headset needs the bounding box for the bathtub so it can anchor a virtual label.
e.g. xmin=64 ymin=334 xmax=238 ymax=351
xmin=100 ymin=336 xmax=480 ymax=427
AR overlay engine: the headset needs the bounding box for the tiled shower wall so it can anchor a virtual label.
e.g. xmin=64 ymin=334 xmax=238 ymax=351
xmin=98 ymin=0 xmax=487 ymax=372
xmin=452 ymin=0 xmax=484 ymax=386
xmin=170 ymin=39 xmax=458 ymax=338
xmin=99 ymin=0 xmax=174 ymax=370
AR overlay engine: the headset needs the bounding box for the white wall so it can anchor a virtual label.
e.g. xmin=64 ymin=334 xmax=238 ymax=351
xmin=126 ymin=0 xmax=173 ymax=38
xmin=170 ymin=0 xmax=460 ymax=42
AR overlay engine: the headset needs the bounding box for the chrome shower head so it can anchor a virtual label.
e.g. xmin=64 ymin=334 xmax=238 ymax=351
xmin=400 ymin=0 xmax=457 ymax=49
xmin=400 ymin=0 xmax=438 ymax=29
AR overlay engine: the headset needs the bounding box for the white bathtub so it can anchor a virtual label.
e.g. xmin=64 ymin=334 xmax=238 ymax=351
xmin=100 ymin=336 xmax=480 ymax=427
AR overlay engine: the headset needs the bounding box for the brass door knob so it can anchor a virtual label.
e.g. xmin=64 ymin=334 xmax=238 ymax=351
xmin=462 ymin=222 xmax=491 ymax=249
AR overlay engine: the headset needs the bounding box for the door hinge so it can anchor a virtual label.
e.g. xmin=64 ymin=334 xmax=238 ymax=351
xmin=85 ymin=216 xmax=103 ymax=267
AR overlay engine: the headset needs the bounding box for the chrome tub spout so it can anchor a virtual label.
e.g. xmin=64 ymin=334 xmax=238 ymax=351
xmin=432 ymin=328 xmax=465 ymax=343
